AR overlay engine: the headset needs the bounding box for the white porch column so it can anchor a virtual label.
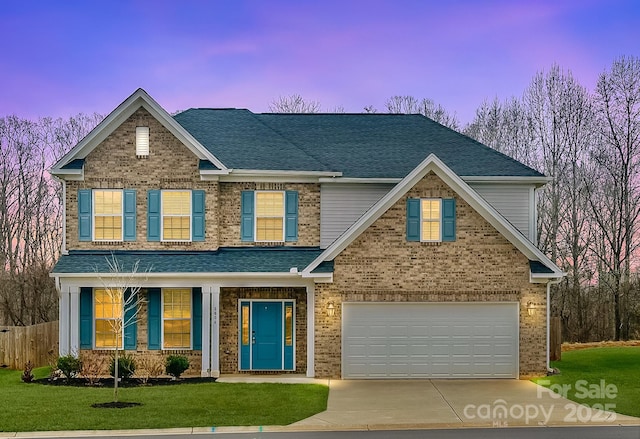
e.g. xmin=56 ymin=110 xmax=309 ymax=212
xmin=211 ymin=286 xmax=221 ymax=378
xmin=201 ymin=286 xmax=212 ymax=377
xmin=58 ymin=285 xmax=70 ymax=356
xmin=306 ymin=284 xmax=315 ymax=378
xmin=69 ymin=286 xmax=80 ymax=354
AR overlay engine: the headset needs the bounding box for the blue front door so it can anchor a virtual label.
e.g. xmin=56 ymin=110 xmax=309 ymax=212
xmin=252 ymin=302 xmax=282 ymax=370
xmin=239 ymin=300 xmax=295 ymax=371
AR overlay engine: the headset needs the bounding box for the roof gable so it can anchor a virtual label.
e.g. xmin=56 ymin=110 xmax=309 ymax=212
xmin=50 ymin=89 xmax=227 ymax=176
xmin=302 ymin=153 xmax=563 ymax=279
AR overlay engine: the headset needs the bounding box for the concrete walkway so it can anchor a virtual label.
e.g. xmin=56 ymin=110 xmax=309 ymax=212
xmin=292 ymin=379 xmax=640 ymax=429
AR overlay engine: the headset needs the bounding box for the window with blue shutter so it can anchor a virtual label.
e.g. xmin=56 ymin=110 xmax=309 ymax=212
xmin=147 ymin=288 xmax=161 ymax=350
xmin=406 ymin=198 xmax=420 ymax=241
xmin=147 ymin=190 xmax=161 ymax=241
xmin=123 ymin=190 xmax=137 ymax=241
xmin=123 ymin=288 xmax=137 ymax=350
xmin=79 ymin=287 xmax=93 ymax=349
xmin=78 ymin=190 xmax=92 ymax=241
xmin=442 ymin=198 xmax=456 ymax=242
xmin=285 ymin=190 xmax=298 ymax=242
xmin=192 ymin=190 xmax=205 ymax=241
xmin=192 ymin=288 xmax=202 ymax=350
xmin=241 ymin=191 xmax=255 ymax=241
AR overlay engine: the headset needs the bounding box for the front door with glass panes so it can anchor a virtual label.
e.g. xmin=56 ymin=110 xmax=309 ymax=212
xmin=239 ymin=300 xmax=294 ymax=371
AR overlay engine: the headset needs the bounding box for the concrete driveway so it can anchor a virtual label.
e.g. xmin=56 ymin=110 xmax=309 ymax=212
xmin=292 ymin=379 xmax=640 ymax=429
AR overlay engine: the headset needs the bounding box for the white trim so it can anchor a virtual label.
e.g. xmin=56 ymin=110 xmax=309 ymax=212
xmin=211 ymin=286 xmax=220 ymax=378
xmin=306 ymin=285 xmax=315 ymax=378
xmin=50 ymin=88 xmax=227 ymax=175
xmin=461 ymin=175 xmax=552 ymax=185
xmin=318 ymin=177 xmax=402 ymax=184
xmin=201 ymin=286 xmax=212 ymax=377
xmin=302 ymin=153 xmax=564 ymax=278
xmin=69 ymin=287 xmax=80 ymax=354
xmin=59 ymin=287 xmax=70 ymax=356
xmin=226 ymin=169 xmax=341 ymax=177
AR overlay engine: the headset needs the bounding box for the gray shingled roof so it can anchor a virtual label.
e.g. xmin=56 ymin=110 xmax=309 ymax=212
xmin=52 ymin=248 xmax=333 ymax=274
xmin=174 ymin=110 xmax=544 ymax=179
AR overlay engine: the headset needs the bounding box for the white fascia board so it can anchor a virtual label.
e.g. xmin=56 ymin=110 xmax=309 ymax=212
xmin=303 ymin=153 xmax=564 ymax=278
xmin=49 ymin=168 xmax=84 ymax=180
xmin=218 ymin=169 xmax=342 ymax=183
xmin=50 ymin=88 xmax=227 ymax=174
xmin=530 ymin=272 xmax=566 ymax=283
xmin=318 ymin=177 xmax=402 ymax=184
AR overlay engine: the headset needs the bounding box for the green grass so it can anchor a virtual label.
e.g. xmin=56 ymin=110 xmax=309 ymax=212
xmin=533 ymin=347 xmax=640 ymax=418
xmin=0 ymin=367 xmax=328 ymax=432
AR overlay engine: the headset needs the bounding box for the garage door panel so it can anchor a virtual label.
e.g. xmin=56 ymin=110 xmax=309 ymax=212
xmin=342 ymin=303 xmax=518 ymax=379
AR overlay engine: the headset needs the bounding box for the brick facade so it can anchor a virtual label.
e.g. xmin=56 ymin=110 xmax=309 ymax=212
xmin=313 ymin=171 xmax=547 ymax=379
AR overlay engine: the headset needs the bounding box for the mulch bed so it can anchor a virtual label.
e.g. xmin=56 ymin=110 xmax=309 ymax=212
xmin=91 ymin=401 xmax=142 ymax=409
xmin=562 ymin=340 xmax=640 ymax=351
xmin=33 ymin=376 xmax=217 ymax=387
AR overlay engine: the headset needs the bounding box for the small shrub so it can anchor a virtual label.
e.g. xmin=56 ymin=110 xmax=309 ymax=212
xmin=135 ymin=356 xmax=165 ymax=384
xmin=57 ymin=354 xmax=82 ymax=380
xmin=81 ymin=357 xmax=106 ymax=385
xmin=165 ymin=355 xmax=189 ymax=379
xmin=21 ymin=361 xmax=34 ymax=383
xmin=109 ymin=354 xmax=136 ymax=380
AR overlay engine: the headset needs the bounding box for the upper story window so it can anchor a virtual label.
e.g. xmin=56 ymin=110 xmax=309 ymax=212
xmin=136 ymin=127 xmax=149 ymax=157
xmin=162 ymin=191 xmax=191 ymax=241
xmin=147 ymin=190 xmax=205 ymax=242
xmin=256 ymin=191 xmax=285 ymax=241
xmin=406 ymin=197 xmax=456 ymax=242
xmin=78 ymin=189 xmax=136 ymax=242
xmin=94 ymin=190 xmax=123 ymax=241
xmin=240 ymin=190 xmax=298 ymax=243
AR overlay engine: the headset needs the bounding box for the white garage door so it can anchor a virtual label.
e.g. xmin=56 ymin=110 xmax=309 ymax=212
xmin=342 ymin=302 xmax=518 ymax=379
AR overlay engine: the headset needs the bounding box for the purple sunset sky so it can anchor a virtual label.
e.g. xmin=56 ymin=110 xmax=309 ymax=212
xmin=1 ymin=0 xmax=639 ymax=125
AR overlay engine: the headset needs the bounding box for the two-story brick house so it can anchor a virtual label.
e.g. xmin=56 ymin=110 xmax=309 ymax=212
xmin=50 ymin=89 xmax=563 ymax=379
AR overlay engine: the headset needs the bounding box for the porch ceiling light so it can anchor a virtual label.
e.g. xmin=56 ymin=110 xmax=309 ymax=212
xmin=327 ymin=301 xmax=336 ymax=317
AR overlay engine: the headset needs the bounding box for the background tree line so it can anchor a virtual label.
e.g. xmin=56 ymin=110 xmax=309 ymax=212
xmin=3 ymin=56 xmax=639 ymax=343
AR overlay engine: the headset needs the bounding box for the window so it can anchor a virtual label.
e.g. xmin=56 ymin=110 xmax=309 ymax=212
xmin=162 ymin=191 xmax=191 ymax=241
xmin=94 ymin=288 xmax=122 ymax=349
xmin=256 ymin=191 xmax=285 ymax=241
xmin=421 ymin=199 xmax=441 ymax=241
xmin=78 ymin=189 xmax=136 ymax=242
xmin=406 ymin=197 xmax=456 ymax=242
xmin=147 ymin=190 xmax=205 ymax=242
xmin=94 ymin=190 xmax=123 ymax=241
xmin=163 ymin=288 xmax=191 ymax=349
xmin=240 ymin=190 xmax=298 ymax=242
xmin=136 ymin=127 xmax=149 ymax=157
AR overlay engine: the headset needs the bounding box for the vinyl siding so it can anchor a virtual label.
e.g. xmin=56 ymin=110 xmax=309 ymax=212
xmin=469 ymin=183 xmax=533 ymax=241
xmin=320 ymin=183 xmax=393 ymax=248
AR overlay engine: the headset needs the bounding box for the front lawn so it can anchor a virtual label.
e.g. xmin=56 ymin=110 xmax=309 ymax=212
xmin=0 ymin=367 xmax=328 ymax=432
xmin=533 ymin=347 xmax=640 ymax=418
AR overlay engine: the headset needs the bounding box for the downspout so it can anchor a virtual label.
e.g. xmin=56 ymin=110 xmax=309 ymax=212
xmin=546 ymin=278 xmax=562 ymax=373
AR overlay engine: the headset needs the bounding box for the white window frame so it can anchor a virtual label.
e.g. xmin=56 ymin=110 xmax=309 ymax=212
xmin=136 ymin=126 xmax=150 ymax=157
xmin=420 ymin=198 xmax=442 ymax=243
xmin=161 ymin=288 xmax=193 ymax=350
xmin=92 ymin=189 xmax=124 ymax=242
xmin=160 ymin=190 xmax=192 ymax=243
xmin=254 ymin=190 xmax=286 ymax=242
xmin=93 ymin=288 xmax=124 ymax=350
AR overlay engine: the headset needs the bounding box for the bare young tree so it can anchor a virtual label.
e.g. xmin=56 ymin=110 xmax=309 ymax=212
xmin=96 ymin=254 xmax=147 ymax=402
xmin=268 ymin=94 xmax=321 ymax=113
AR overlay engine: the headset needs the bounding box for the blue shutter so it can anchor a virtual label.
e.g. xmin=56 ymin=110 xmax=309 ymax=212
xmin=78 ymin=190 xmax=92 ymax=241
xmin=147 ymin=288 xmax=161 ymax=350
xmin=240 ymin=191 xmax=255 ymax=242
xmin=123 ymin=288 xmax=137 ymax=350
xmin=192 ymin=288 xmax=202 ymax=350
xmin=123 ymin=190 xmax=137 ymax=241
xmin=406 ymin=198 xmax=420 ymax=241
xmin=147 ymin=190 xmax=161 ymax=241
xmin=285 ymin=191 xmax=299 ymax=242
xmin=79 ymin=287 xmax=93 ymax=349
xmin=192 ymin=190 xmax=205 ymax=242
xmin=442 ymin=198 xmax=456 ymax=242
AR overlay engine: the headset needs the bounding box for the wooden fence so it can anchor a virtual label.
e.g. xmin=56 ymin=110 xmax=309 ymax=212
xmin=0 ymin=321 xmax=58 ymax=369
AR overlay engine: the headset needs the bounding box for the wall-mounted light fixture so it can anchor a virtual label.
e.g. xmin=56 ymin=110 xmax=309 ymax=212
xmin=527 ymin=301 xmax=536 ymax=316
xmin=327 ymin=301 xmax=336 ymax=317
